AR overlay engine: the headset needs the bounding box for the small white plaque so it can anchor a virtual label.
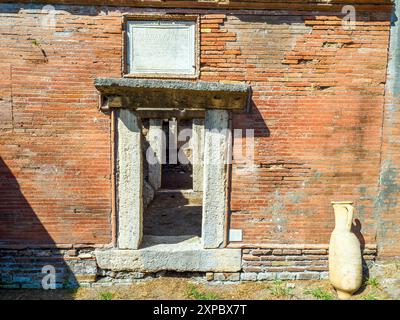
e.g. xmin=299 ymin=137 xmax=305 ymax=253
xmin=229 ymin=229 xmax=243 ymax=242
xmin=127 ymin=20 xmax=196 ymax=76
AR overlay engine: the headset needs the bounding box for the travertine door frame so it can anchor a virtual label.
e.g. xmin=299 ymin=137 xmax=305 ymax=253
xmin=147 ymin=119 xmax=164 ymax=190
xmin=192 ymin=118 xmax=204 ymax=193
xmin=115 ymin=108 xmax=230 ymax=250
xmin=202 ymin=110 xmax=230 ymax=249
xmin=116 ymin=109 xmax=143 ymax=249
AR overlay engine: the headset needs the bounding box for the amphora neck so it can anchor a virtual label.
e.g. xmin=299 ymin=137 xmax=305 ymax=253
xmin=331 ymin=202 xmax=353 ymax=232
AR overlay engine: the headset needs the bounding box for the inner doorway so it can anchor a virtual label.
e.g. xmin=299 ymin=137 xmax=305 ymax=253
xmin=142 ymin=118 xmax=203 ymax=242
xmin=161 ymin=119 xmax=193 ymax=190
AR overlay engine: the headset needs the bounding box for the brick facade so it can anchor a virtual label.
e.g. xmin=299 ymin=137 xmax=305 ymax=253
xmin=0 ymin=1 xmax=399 ymax=287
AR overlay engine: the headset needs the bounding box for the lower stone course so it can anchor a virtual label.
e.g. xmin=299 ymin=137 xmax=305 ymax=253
xmin=0 ymin=245 xmax=378 ymax=288
xmin=238 ymin=246 xmax=377 ymax=281
xmin=0 ymin=247 xmax=97 ymax=289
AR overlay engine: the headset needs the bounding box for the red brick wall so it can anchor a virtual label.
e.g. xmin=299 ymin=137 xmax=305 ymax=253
xmin=0 ymin=8 xmax=122 ymax=245
xmin=218 ymin=11 xmax=391 ymax=247
xmin=377 ymin=1 xmax=400 ymax=258
xmin=0 ymin=4 xmax=396 ymax=256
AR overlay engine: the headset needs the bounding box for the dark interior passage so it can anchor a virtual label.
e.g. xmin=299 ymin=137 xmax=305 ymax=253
xmin=161 ymin=119 xmax=193 ymax=190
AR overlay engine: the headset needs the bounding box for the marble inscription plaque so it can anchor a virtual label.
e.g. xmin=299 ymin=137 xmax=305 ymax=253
xmin=127 ymin=20 xmax=196 ymax=75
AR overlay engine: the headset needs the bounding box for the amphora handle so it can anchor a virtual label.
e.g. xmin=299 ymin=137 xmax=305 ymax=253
xmin=344 ymin=204 xmax=354 ymax=231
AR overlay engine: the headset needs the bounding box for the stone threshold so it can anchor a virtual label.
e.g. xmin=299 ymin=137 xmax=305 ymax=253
xmin=95 ymin=236 xmax=242 ymax=273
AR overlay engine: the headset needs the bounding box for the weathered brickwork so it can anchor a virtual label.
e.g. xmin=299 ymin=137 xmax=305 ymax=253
xmin=224 ymin=12 xmax=391 ymax=247
xmin=0 ymin=4 xmax=120 ymax=245
xmin=196 ymin=8 xmax=393 ymax=247
xmin=239 ymin=245 xmax=377 ymax=281
xmin=377 ymin=1 xmax=400 ymax=258
xmin=0 ymin=1 xmax=398 ymax=287
xmin=0 ymin=247 xmax=98 ymax=288
xmin=0 ymin=0 xmax=393 ymax=11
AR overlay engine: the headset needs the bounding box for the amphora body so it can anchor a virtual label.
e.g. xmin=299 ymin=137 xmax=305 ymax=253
xmin=329 ymin=201 xmax=362 ymax=300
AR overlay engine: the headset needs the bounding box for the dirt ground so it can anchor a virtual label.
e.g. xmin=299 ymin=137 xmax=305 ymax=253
xmin=0 ymin=277 xmax=392 ymax=300
xmin=144 ymin=191 xmax=202 ymax=237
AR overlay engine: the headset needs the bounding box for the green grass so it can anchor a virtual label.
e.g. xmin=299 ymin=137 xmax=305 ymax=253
xmin=31 ymin=39 xmax=40 ymax=46
xmin=187 ymin=284 xmax=219 ymax=300
xmin=304 ymin=287 xmax=334 ymax=300
xmin=268 ymin=280 xmax=294 ymax=298
xmin=361 ymin=293 xmax=378 ymax=300
xmin=365 ymin=277 xmax=380 ymax=288
xmin=99 ymin=291 xmax=114 ymax=300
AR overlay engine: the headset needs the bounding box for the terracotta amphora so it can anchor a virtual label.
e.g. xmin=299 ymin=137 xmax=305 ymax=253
xmin=329 ymin=201 xmax=362 ymax=300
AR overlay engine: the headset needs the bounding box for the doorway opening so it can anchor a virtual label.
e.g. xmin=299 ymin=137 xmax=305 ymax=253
xmin=142 ymin=118 xmax=203 ymax=244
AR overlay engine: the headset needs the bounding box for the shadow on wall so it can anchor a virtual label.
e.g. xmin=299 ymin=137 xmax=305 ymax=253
xmin=352 ymin=219 xmax=366 ymax=249
xmin=0 ymin=157 xmax=78 ymax=289
xmin=351 ymin=219 xmax=370 ymax=279
xmin=232 ymin=94 xmax=271 ymax=141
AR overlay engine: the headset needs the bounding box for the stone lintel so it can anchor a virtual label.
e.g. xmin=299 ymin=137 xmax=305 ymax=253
xmin=136 ymin=108 xmax=205 ymax=120
xmin=95 ymin=78 xmax=250 ymax=110
xmin=95 ymin=237 xmax=242 ymax=272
